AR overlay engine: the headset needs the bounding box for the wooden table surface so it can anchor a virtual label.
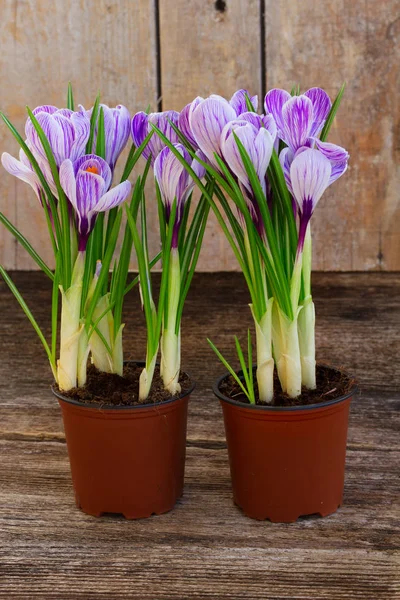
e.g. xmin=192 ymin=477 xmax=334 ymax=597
xmin=0 ymin=272 xmax=399 ymax=599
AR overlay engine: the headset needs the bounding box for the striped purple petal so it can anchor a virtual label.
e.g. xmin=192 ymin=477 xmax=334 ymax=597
xmin=83 ymin=104 xmax=130 ymax=170
xmin=95 ymin=180 xmax=131 ymax=213
xmin=278 ymin=147 xmax=294 ymax=196
xmin=131 ymin=111 xmax=150 ymax=158
xmin=178 ymin=98 xmax=202 ymax=148
xmin=329 ymin=159 xmax=348 ymax=185
xmin=1 ymin=152 xmax=41 ymax=199
xmin=221 ymin=120 xmax=274 ymax=196
xmin=314 ymin=139 xmax=349 ymax=163
xmin=282 ymin=95 xmax=313 ymax=152
xmin=230 ymin=89 xmax=258 ymax=115
xmin=304 ymin=88 xmax=331 ymax=138
xmin=132 ymin=110 xmax=180 ymax=165
xmin=264 ymin=89 xmax=291 ymax=136
xmin=154 ymin=144 xmax=187 ymax=215
xmin=290 ymin=148 xmax=331 ymax=220
xmin=59 ymin=159 xmax=78 ymax=212
xmin=190 ymin=96 xmax=237 ymax=170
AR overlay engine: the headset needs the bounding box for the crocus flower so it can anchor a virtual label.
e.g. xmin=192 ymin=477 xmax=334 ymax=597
xmin=264 ymin=88 xmax=331 ymax=151
xmin=25 ymin=106 xmax=90 ymax=167
xmin=80 ymin=104 xmax=130 ymax=171
xmin=189 ymin=95 xmax=237 ymax=170
xmin=221 ymin=120 xmax=274 ymax=233
xmin=131 ymin=110 xmax=180 ymax=165
xmin=290 ymin=148 xmax=331 ymax=252
xmin=59 ymin=154 xmax=131 ymax=250
xmin=154 ymin=143 xmax=205 ymax=247
xmin=280 ymin=139 xmax=349 ymax=196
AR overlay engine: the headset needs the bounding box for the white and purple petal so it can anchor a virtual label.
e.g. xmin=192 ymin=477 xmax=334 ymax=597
xmin=59 ymin=159 xmax=78 ymax=213
xmin=304 ymin=87 xmax=331 ymax=138
xmin=313 ymin=139 xmax=349 ymax=163
xmin=1 ymin=152 xmax=41 ymax=199
xmin=190 ymin=96 xmax=237 ymax=170
xmin=264 ymin=88 xmax=291 ymax=135
xmin=230 ymin=89 xmax=258 ymax=115
xmin=178 ymin=99 xmax=202 ymax=148
xmin=290 ymin=148 xmax=332 ymax=218
xmin=95 ymin=180 xmax=131 ymax=213
xmin=282 ymin=95 xmax=313 ymax=152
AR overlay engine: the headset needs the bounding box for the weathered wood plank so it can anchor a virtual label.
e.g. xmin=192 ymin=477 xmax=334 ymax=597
xmin=265 ymin=0 xmax=400 ymax=271
xmin=159 ymin=0 xmax=262 ymax=271
xmin=0 ymin=272 xmax=399 ymax=598
xmin=0 ymin=0 xmax=158 ymax=270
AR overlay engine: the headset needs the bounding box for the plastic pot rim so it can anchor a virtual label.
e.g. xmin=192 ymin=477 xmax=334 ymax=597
xmin=213 ymin=363 xmax=358 ymax=412
xmin=52 ymin=360 xmax=195 ymax=411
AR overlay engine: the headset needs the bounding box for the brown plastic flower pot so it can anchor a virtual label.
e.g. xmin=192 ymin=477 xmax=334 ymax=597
xmin=213 ymin=366 xmax=357 ymax=523
xmin=52 ymin=362 xmax=194 ymax=519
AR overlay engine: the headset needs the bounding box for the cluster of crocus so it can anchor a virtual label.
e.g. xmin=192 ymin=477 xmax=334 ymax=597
xmin=130 ymin=112 xmax=208 ymax=399
xmin=0 ymin=86 xmax=209 ymax=402
xmin=0 ymin=88 xmax=149 ymax=392
xmin=151 ymin=85 xmax=348 ymax=402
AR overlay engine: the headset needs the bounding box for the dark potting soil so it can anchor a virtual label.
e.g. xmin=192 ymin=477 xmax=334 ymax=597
xmin=219 ymin=364 xmax=356 ymax=407
xmin=57 ymin=363 xmax=192 ymax=407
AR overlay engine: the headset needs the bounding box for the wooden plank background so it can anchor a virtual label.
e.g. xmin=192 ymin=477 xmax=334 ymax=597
xmin=0 ymin=0 xmax=399 ymax=271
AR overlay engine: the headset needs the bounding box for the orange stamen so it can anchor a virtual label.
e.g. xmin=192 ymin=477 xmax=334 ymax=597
xmin=86 ymin=165 xmax=99 ymax=174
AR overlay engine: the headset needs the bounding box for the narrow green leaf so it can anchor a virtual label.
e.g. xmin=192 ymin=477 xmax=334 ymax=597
xmin=96 ymin=106 xmax=106 ymax=159
xmin=86 ymin=92 xmax=100 ymax=154
xmin=207 ymin=338 xmax=251 ymax=402
xmin=320 ymin=83 xmax=346 ymax=142
xmin=0 ymin=212 xmax=54 ymax=280
xmin=120 ymin=130 xmax=154 ymax=182
xmin=51 ymin=254 xmax=60 ymax=364
xmin=0 ymin=266 xmax=56 ymax=375
xmin=67 ymin=82 xmax=74 ymax=111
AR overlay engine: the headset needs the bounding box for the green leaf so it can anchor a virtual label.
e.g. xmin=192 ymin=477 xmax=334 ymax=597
xmin=86 ymin=92 xmax=100 ymax=154
xmin=96 ymin=106 xmax=106 ymax=159
xmin=120 ymin=130 xmax=154 ymax=182
xmin=207 ymin=338 xmax=252 ymax=402
xmin=320 ymin=83 xmax=346 ymax=142
xmin=245 ymin=93 xmax=256 ymax=112
xmin=67 ymin=82 xmax=74 ymax=111
xmin=0 ymin=212 xmax=54 ymax=280
xmin=51 ymin=254 xmax=60 ymax=364
xmin=0 ymin=265 xmax=56 ymax=377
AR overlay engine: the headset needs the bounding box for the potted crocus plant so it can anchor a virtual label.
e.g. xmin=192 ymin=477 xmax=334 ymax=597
xmin=156 ymin=86 xmax=358 ymax=522
xmin=0 ymin=87 xmax=207 ymax=518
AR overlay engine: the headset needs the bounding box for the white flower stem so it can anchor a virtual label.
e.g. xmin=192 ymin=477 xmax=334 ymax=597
xmin=57 ymin=252 xmax=85 ymax=391
xmin=161 ymin=248 xmax=181 ymax=396
xmin=298 ymin=226 xmax=316 ymax=389
xmin=139 ymin=349 xmax=158 ymax=402
xmin=272 ymin=303 xmax=302 ymax=398
xmin=250 ymin=300 xmax=274 ymax=403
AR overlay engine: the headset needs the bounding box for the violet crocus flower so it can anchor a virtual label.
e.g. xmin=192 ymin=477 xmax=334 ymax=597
xmin=264 ymin=88 xmax=331 ymax=152
xmin=59 ymin=154 xmax=131 ymax=250
xmin=25 ymin=106 xmax=90 ymax=167
xmin=229 ymin=89 xmax=258 ymax=116
xmin=290 ymin=148 xmax=331 ymax=253
xmin=80 ymin=104 xmax=130 ymax=171
xmin=221 ymin=119 xmax=274 ymax=233
xmin=189 ymin=95 xmax=237 ymax=170
xmin=154 ymin=143 xmax=205 ymax=247
xmin=131 ymin=110 xmax=180 ymax=165
xmin=280 ymin=139 xmax=349 ymax=196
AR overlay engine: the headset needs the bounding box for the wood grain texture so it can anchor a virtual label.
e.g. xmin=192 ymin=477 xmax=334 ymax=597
xmin=0 ymin=0 xmax=158 ymax=270
xmin=159 ymin=0 xmax=262 ymax=271
xmin=265 ymin=0 xmax=400 ymax=271
xmin=0 ymin=272 xmax=399 ymax=598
